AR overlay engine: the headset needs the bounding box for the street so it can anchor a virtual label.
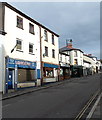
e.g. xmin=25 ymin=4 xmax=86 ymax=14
xmin=2 ymin=73 xmax=101 ymax=119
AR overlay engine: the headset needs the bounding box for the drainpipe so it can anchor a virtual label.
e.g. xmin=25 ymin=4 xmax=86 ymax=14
xmin=39 ymin=26 xmax=43 ymax=86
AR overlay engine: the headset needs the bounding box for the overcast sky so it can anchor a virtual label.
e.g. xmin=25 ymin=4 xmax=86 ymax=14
xmin=10 ymin=2 xmax=100 ymax=59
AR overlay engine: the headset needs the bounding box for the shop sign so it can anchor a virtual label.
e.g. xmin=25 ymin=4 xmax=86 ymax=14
xmin=7 ymin=58 xmax=36 ymax=69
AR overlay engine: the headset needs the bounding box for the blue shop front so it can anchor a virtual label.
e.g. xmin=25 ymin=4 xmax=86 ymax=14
xmin=43 ymin=62 xmax=59 ymax=83
xmin=5 ymin=57 xmax=36 ymax=93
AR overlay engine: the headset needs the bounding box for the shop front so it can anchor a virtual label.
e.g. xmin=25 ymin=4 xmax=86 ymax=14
xmin=59 ymin=64 xmax=71 ymax=81
xmin=5 ymin=57 xmax=36 ymax=93
xmin=71 ymin=65 xmax=83 ymax=77
xmin=43 ymin=63 xmax=59 ymax=83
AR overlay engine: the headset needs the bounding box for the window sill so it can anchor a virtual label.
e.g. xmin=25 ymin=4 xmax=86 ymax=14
xmin=16 ymin=49 xmax=23 ymax=52
xmin=29 ymin=52 xmax=35 ymax=55
xmin=16 ymin=26 xmax=24 ymax=30
xmin=52 ymin=43 xmax=55 ymax=46
xmin=29 ymin=32 xmax=35 ymax=35
xmin=44 ymin=40 xmax=48 ymax=42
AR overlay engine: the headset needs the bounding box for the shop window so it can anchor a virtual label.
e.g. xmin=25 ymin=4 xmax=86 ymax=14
xmin=52 ymin=34 xmax=54 ymax=45
xmin=45 ymin=46 xmax=48 ymax=57
xmin=60 ymin=69 xmax=63 ymax=75
xmin=16 ymin=39 xmax=22 ymax=51
xmin=43 ymin=67 xmax=54 ymax=78
xmin=74 ymin=50 xmax=77 ymax=57
xmin=29 ymin=23 xmax=34 ymax=34
xmin=52 ymin=49 xmax=55 ymax=58
xmin=44 ymin=30 xmax=48 ymax=41
xmin=17 ymin=16 xmax=23 ymax=29
xmin=29 ymin=43 xmax=33 ymax=54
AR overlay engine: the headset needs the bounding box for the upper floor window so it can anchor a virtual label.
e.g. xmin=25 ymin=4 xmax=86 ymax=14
xmin=60 ymin=54 xmax=62 ymax=61
xmin=16 ymin=39 xmax=22 ymax=51
xmin=80 ymin=52 xmax=83 ymax=58
xmin=74 ymin=59 xmax=78 ymax=65
xmin=65 ymin=56 xmax=67 ymax=63
xmin=44 ymin=30 xmax=48 ymax=41
xmin=74 ymin=50 xmax=77 ymax=57
xmin=29 ymin=23 xmax=34 ymax=34
xmin=17 ymin=16 xmax=23 ymax=29
xmin=52 ymin=34 xmax=54 ymax=45
xmin=52 ymin=49 xmax=55 ymax=58
xmin=29 ymin=43 xmax=33 ymax=54
xmin=45 ymin=46 xmax=48 ymax=57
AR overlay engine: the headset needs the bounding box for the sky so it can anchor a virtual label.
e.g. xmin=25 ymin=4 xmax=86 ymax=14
xmin=9 ymin=2 xmax=100 ymax=59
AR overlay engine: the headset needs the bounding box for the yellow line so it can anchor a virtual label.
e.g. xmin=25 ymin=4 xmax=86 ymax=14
xmin=74 ymin=90 xmax=100 ymax=120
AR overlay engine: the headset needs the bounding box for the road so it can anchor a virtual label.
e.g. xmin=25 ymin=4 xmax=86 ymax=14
xmin=2 ymin=73 xmax=101 ymax=118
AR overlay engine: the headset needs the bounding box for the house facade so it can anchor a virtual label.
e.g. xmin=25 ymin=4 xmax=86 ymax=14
xmin=60 ymin=41 xmax=84 ymax=77
xmin=59 ymin=52 xmax=70 ymax=80
xmin=0 ymin=2 xmax=59 ymax=93
xmin=40 ymin=27 xmax=59 ymax=83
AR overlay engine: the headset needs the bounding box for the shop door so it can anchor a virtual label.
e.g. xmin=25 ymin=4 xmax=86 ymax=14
xmin=8 ymin=70 xmax=13 ymax=89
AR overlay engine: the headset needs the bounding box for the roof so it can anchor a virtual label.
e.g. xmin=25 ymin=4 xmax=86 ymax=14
xmin=2 ymin=2 xmax=59 ymax=37
xmin=59 ymin=46 xmax=83 ymax=53
xmin=84 ymin=54 xmax=97 ymax=59
xmin=59 ymin=51 xmax=69 ymax=56
xmin=83 ymin=60 xmax=91 ymax=64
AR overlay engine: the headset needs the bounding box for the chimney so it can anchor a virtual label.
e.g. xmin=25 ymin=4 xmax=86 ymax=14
xmin=66 ymin=39 xmax=73 ymax=48
xmin=67 ymin=43 xmax=72 ymax=48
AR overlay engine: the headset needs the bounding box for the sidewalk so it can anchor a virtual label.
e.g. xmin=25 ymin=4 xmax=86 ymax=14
xmin=91 ymin=102 xmax=101 ymax=119
xmin=87 ymin=92 xmax=102 ymax=119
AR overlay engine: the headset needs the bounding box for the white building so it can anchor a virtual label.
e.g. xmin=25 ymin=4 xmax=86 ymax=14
xmin=59 ymin=52 xmax=70 ymax=80
xmin=40 ymin=27 xmax=59 ymax=83
xmin=0 ymin=2 xmax=59 ymax=93
xmin=83 ymin=54 xmax=99 ymax=75
xmin=60 ymin=41 xmax=83 ymax=77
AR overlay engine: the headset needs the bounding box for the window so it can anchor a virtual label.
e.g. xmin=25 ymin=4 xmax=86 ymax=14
xmin=74 ymin=59 xmax=78 ymax=65
xmin=65 ymin=56 xmax=67 ymax=63
xmin=74 ymin=50 xmax=77 ymax=57
xmin=29 ymin=43 xmax=33 ymax=53
xmin=52 ymin=49 xmax=55 ymax=58
xmin=80 ymin=52 xmax=83 ymax=58
xmin=44 ymin=30 xmax=48 ymax=41
xmin=43 ymin=67 xmax=54 ymax=78
xmin=45 ymin=46 xmax=48 ymax=57
xmin=17 ymin=16 xmax=23 ymax=29
xmin=16 ymin=39 xmax=22 ymax=51
xmin=52 ymin=34 xmax=54 ymax=45
xmin=29 ymin=23 xmax=34 ymax=34
xmin=60 ymin=54 xmax=62 ymax=61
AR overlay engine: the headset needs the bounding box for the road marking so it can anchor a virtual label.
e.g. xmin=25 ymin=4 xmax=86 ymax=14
xmin=74 ymin=90 xmax=100 ymax=120
xmin=86 ymin=92 xmax=102 ymax=119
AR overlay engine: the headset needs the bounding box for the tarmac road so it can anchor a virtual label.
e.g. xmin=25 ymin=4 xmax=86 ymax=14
xmin=2 ymin=73 xmax=101 ymax=118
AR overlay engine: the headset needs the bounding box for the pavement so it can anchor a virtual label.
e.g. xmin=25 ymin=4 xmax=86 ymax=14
xmin=90 ymin=95 xmax=102 ymax=119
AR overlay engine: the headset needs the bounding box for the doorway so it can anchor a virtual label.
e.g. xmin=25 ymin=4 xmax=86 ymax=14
xmin=8 ymin=69 xmax=14 ymax=89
